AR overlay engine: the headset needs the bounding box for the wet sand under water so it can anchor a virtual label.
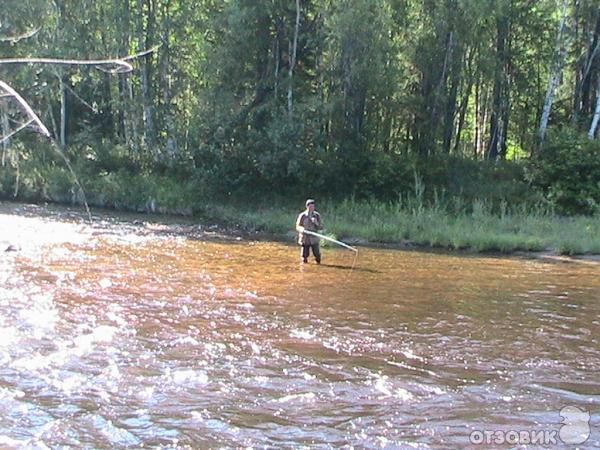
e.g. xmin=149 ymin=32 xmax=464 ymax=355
xmin=0 ymin=202 xmax=599 ymax=448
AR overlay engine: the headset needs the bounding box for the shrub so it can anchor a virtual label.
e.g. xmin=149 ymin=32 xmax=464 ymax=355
xmin=527 ymin=129 xmax=600 ymax=215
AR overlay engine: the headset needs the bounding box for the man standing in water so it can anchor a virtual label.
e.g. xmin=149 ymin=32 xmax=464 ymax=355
xmin=296 ymin=199 xmax=324 ymax=264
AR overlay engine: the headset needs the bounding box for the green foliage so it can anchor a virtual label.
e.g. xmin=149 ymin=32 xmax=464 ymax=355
xmin=180 ymin=188 xmax=600 ymax=255
xmin=527 ymin=129 xmax=600 ymax=215
xmin=0 ymin=167 xmax=16 ymax=198
xmin=2 ymin=0 xmax=600 ymax=220
xmin=3 ymin=151 xmax=598 ymax=254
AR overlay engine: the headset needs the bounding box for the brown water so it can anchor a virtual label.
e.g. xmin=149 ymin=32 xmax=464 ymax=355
xmin=0 ymin=204 xmax=599 ymax=448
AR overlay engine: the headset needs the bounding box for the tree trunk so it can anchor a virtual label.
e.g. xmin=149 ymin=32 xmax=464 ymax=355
xmin=117 ymin=0 xmax=132 ymax=144
xmin=1 ymin=101 xmax=10 ymax=165
xmin=580 ymin=40 xmax=600 ymax=113
xmin=46 ymin=92 xmax=59 ymax=144
xmin=120 ymin=75 xmax=131 ymax=145
xmin=589 ymin=77 xmax=600 ymax=138
xmin=103 ymin=72 xmax=118 ymax=139
xmin=488 ymin=14 xmax=510 ymax=160
xmin=423 ymin=30 xmax=454 ymax=156
xmin=141 ymin=59 xmax=155 ymax=145
xmin=129 ymin=77 xmax=139 ymax=147
xmin=138 ymin=0 xmax=156 ymax=145
xmin=442 ymin=74 xmax=459 ymax=153
xmin=474 ymin=74 xmax=480 ymax=157
xmin=59 ymin=75 xmax=67 ymax=148
xmin=579 ymin=11 xmax=600 ymax=117
xmin=539 ymin=0 xmax=570 ymax=144
xmin=287 ymin=0 xmax=300 ymax=117
xmin=454 ymin=77 xmax=473 ymax=154
xmin=477 ymin=84 xmax=492 ymax=158
xmin=572 ymin=0 xmax=581 ymax=121
xmin=162 ymin=0 xmax=178 ymax=162
xmin=274 ymin=28 xmax=280 ymax=98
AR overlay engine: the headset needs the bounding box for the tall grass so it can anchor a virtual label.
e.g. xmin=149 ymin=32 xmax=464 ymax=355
xmin=323 ymin=197 xmax=600 ymax=254
xmin=199 ymin=194 xmax=600 ymax=255
xmin=2 ymin=163 xmax=598 ymax=254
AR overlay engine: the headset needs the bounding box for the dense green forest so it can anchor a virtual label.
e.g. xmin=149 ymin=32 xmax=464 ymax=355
xmin=0 ymin=0 xmax=599 ymax=217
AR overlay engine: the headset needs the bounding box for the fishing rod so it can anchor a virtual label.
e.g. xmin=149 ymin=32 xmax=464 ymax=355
xmin=301 ymin=230 xmax=358 ymax=253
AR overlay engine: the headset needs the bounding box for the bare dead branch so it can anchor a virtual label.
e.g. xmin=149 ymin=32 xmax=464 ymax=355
xmin=0 ymin=46 xmax=159 ymax=223
xmin=121 ymin=45 xmax=160 ymax=62
xmin=0 ymin=45 xmax=159 ymax=141
xmin=61 ymin=81 xmax=98 ymax=113
xmin=0 ymin=80 xmax=50 ymax=136
xmin=0 ymin=46 xmax=160 ymax=74
xmin=0 ymin=57 xmax=133 ymax=73
xmin=0 ymin=28 xmax=40 ymax=43
xmin=0 ymin=119 xmax=34 ymax=144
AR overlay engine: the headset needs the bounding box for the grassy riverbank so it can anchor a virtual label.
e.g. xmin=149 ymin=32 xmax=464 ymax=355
xmin=202 ymin=198 xmax=600 ymax=255
xmin=1 ymin=194 xmax=598 ymax=255
xmin=1 ymin=157 xmax=599 ymax=255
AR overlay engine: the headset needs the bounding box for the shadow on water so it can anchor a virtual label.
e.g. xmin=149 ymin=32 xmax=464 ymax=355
xmin=316 ymin=263 xmax=381 ymax=273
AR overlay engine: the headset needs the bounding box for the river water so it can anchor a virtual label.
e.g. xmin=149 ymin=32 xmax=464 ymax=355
xmin=0 ymin=203 xmax=598 ymax=448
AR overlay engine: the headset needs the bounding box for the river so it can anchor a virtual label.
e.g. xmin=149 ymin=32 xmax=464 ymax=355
xmin=0 ymin=202 xmax=598 ymax=448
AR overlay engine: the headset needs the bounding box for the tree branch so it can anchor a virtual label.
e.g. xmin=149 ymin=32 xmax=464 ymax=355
xmin=0 ymin=119 xmax=34 ymax=144
xmin=0 ymin=80 xmax=50 ymax=136
xmin=0 ymin=28 xmax=40 ymax=43
xmin=0 ymin=46 xmax=160 ymax=74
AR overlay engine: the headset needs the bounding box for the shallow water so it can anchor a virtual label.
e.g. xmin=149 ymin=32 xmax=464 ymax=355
xmin=0 ymin=204 xmax=599 ymax=448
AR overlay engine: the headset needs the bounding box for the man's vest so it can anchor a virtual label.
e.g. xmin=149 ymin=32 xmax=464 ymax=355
xmin=296 ymin=210 xmax=323 ymax=245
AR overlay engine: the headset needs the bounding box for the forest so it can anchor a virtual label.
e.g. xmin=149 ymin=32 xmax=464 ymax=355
xmin=1 ymin=0 xmax=599 ymax=224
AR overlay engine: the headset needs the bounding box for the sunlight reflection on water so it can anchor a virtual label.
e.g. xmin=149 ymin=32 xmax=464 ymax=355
xmin=0 ymin=205 xmax=599 ymax=448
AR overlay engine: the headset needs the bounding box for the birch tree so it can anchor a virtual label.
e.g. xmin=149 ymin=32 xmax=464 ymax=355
xmin=538 ymin=0 xmax=570 ymax=144
xmin=287 ymin=0 xmax=300 ymax=117
xmin=589 ymin=78 xmax=600 ymax=137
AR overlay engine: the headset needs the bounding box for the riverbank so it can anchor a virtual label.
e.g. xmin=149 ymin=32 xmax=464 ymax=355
xmin=200 ymin=199 xmax=600 ymax=256
xmin=1 ymin=200 xmax=599 ymax=261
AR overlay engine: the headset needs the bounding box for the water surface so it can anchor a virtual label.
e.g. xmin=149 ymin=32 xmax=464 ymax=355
xmin=0 ymin=204 xmax=599 ymax=448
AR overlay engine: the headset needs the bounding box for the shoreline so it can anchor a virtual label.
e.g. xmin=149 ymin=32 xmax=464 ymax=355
xmin=1 ymin=200 xmax=599 ymax=265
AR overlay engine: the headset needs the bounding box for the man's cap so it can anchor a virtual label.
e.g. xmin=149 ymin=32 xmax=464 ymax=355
xmin=305 ymin=198 xmax=315 ymax=207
